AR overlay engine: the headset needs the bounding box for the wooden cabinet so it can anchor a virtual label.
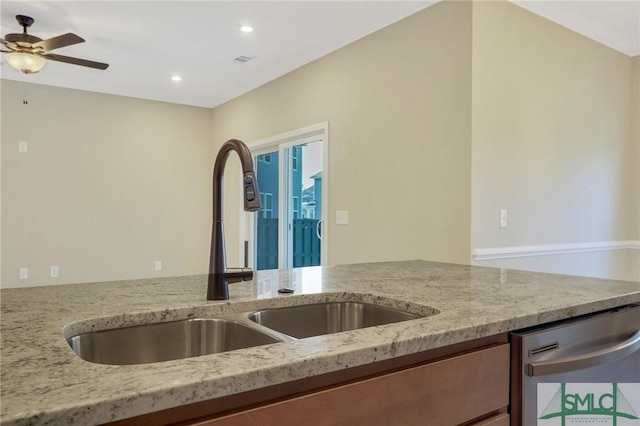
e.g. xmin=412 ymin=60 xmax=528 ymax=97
xmin=192 ymin=344 xmax=509 ymax=426
xmin=110 ymin=335 xmax=509 ymax=426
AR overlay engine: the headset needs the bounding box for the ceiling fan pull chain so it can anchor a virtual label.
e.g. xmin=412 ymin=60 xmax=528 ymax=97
xmin=22 ymin=74 xmax=29 ymax=105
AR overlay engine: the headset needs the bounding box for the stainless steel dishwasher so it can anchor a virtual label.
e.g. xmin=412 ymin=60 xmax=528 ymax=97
xmin=510 ymin=304 xmax=640 ymax=425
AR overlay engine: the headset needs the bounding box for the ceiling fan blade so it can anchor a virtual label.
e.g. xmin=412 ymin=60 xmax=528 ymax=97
xmin=32 ymin=33 xmax=84 ymax=52
xmin=40 ymin=53 xmax=109 ymax=70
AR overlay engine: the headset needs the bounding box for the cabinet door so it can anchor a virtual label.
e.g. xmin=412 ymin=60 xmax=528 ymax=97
xmin=195 ymin=344 xmax=509 ymax=426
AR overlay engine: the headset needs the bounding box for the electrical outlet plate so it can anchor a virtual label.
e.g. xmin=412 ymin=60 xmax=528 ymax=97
xmin=50 ymin=266 xmax=59 ymax=278
xmin=19 ymin=267 xmax=28 ymax=280
xmin=154 ymin=260 xmax=162 ymax=271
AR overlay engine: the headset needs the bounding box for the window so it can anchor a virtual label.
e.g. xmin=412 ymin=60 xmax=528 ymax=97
xmin=292 ymin=147 xmax=299 ymax=171
xmin=261 ymin=193 xmax=273 ymax=219
xmin=293 ymin=196 xmax=300 ymax=219
xmin=261 ymin=153 xmax=271 ymax=164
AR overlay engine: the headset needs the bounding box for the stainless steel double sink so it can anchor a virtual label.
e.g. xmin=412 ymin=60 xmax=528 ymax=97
xmin=67 ymin=300 xmax=437 ymax=365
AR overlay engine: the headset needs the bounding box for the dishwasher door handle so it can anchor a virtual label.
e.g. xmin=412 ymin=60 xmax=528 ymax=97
xmin=527 ymin=330 xmax=640 ymax=377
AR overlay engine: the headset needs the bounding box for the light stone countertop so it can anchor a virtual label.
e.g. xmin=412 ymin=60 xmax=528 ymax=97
xmin=1 ymin=260 xmax=640 ymax=425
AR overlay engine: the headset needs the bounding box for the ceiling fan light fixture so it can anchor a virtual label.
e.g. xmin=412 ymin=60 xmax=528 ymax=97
xmin=5 ymin=51 xmax=46 ymax=73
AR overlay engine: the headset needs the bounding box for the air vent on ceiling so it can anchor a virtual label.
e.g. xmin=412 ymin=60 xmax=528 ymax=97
xmin=233 ymin=56 xmax=254 ymax=64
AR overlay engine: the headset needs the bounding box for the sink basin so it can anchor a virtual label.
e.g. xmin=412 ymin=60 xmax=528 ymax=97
xmin=66 ymin=297 xmax=435 ymax=364
xmin=67 ymin=318 xmax=282 ymax=365
xmin=249 ymin=302 xmax=423 ymax=339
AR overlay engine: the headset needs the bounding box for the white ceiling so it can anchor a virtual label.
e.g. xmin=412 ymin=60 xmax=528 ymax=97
xmin=513 ymin=0 xmax=640 ymax=57
xmin=1 ymin=1 xmax=638 ymax=108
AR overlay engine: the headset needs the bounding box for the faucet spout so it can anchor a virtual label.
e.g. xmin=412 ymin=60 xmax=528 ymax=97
xmin=208 ymin=139 xmax=261 ymax=300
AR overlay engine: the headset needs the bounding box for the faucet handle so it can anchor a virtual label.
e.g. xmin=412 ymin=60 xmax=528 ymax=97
xmin=242 ymin=171 xmax=261 ymax=212
xmin=225 ymin=267 xmax=254 ymax=283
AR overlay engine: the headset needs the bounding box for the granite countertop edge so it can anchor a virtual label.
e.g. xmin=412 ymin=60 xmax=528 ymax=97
xmin=1 ymin=260 xmax=639 ymax=425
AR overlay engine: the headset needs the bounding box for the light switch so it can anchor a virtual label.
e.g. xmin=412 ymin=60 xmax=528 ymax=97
xmin=500 ymin=210 xmax=508 ymax=228
xmin=336 ymin=210 xmax=349 ymax=225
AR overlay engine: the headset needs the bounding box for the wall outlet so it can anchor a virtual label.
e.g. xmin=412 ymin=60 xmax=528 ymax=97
xmin=18 ymin=141 xmax=28 ymax=153
xmin=154 ymin=260 xmax=162 ymax=271
xmin=19 ymin=267 xmax=28 ymax=280
xmin=50 ymin=266 xmax=59 ymax=278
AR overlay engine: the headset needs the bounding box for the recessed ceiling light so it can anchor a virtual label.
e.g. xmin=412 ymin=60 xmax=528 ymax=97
xmin=240 ymin=25 xmax=253 ymax=33
xmin=171 ymin=75 xmax=182 ymax=82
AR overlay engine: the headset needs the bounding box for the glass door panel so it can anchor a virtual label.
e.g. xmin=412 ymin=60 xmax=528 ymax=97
xmin=253 ymin=138 xmax=323 ymax=271
xmin=255 ymin=151 xmax=279 ymax=270
xmin=286 ymin=141 xmax=322 ymax=268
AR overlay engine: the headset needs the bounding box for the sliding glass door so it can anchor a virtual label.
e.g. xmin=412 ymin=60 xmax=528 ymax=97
xmin=253 ymin=138 xmax=323 ymax=270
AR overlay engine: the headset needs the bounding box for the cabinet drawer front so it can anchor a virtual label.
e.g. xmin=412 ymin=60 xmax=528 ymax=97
xmin=200 ymin=344 xmax=510 ymax=426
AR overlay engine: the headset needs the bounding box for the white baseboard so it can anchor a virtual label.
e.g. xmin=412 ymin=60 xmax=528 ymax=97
xmin=472 ymin=240 xmax=640 ymax=261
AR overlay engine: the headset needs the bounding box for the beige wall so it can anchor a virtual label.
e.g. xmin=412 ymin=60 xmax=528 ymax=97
xmin=211 ymin=0 xmax=472 ymax=268
xmin=470 ymin=1 xmax=639 ymax=280
xmin=1 ymin=81 xmax=213 ymax=287
xmin=2 ymin=1 xmax=638 ymax=287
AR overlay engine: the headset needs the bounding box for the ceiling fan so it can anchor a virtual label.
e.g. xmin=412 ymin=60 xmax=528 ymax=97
xmin=1 ymin=14 xmax=109 ymax=74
